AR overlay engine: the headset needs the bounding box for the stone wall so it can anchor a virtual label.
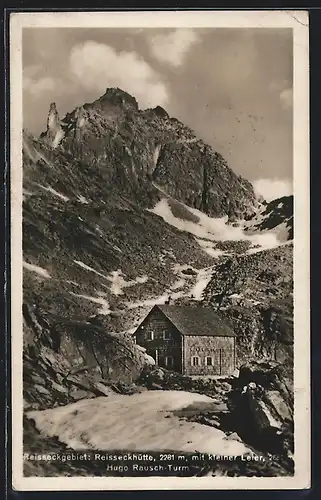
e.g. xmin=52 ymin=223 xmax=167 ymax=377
xmin=183 ymin=335 xmax=235 ymax=376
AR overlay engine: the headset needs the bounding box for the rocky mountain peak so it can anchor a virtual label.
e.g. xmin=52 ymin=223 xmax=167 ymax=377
xmin=46 ymin=102 xmax=60 ymax=133
xmin=37 ymin=87 xmax=260 ymax=219
xmin=143 ymin=105 xmax=170 ymax=120
xmin=47 ymin=102 xmax=59 ymax=122
xmin=41 ymin=102 xmax=65 ymax=149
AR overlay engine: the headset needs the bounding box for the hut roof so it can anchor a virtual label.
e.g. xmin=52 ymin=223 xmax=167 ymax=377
xmin=154 ymin=305 xmax=236 ymax=337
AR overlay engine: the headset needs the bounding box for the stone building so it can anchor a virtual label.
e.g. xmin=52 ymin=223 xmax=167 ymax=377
xmin=133 ymin=305 xmax=236 ymax=376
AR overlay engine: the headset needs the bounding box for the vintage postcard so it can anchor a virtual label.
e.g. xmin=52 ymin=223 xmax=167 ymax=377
xmin=10 ymin=10 xmax=310 ymax=491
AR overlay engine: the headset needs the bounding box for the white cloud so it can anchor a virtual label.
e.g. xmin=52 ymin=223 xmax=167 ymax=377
xmin=23 ymin=65 xmax=69 ymax=98
xmin=148 ymin=29 xmax=200 ymax=67
xmin=24 ymin=75 xmax=56 ymax=95
xmin=23 ymin=64 xmax=42 ymax=80
xmin=269 ymin=79 xmax=290 ymax=92
xmin=69 ymin=41 xmax=168 ymax=109
xmin=253 ymin=178 xmax=293 ymax=201
xmin=280 ymin=88 xmax=293 ymax=110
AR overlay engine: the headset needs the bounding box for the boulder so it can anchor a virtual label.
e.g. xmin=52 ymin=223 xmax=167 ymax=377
xmin=47 ymin=319 xmax=148 ymax=385
xmin=23 ymin=313 xmax=148 ymax=410
xmin=234 ymin=360 xmax=293 ymax=406
xmin=224 ymin=432 xmax=243 ymax=443
xmin=70 ymin=389 xmax=95 ymax=401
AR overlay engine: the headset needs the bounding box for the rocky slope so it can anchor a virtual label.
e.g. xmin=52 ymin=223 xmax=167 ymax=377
xmin=243 ymin=195 xmax=293 ymax=241
xmin=203 ymin=244 xmax=293 ymax=365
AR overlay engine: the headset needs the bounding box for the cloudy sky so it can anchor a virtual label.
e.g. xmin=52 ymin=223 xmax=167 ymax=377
xmin=22 ymin=27 xmax=293 ymax=201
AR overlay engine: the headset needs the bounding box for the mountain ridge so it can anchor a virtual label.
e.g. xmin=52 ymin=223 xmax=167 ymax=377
xmin=39 ymin=87 xmax=258 ymax=220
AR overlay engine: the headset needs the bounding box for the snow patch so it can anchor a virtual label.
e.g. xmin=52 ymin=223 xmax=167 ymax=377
xmin=73 ymin=261 xmax=148 ymax=296
xmin=170 ymin=279 xmax=186 ymax=290
xmin=136 ymin=276 xmax=149 ymax=284
xmin=95 ymin=225 xmax=104 ymax=238
xmin=108 ymin=270 xmax=148 ymax=296
xmin=23 ymin=138 xmax=41 ymax=163
xmin=191 ymin=268 xmax=213 ymax=301
xmin=159 ymin=249 xmax=176 ymax=266
xmin=23 ymin=138 xmax=52 ymax=166
xmin=51 ymin=129 xmax=65 ymax=149
xmin=153 ymin=144 xmax=162 ymax=166
xmin=204 ymin=247 xmax=227 ymax=258
xmin=27 ymin=390 xmax=250 ymax=456
xmin=124 ymin=265 xmax=212 ymax=309
xmin=127 ymin=327 xmax=138 ymax=335
xmin=23 ymin=189 xmax=33 ymax=197
xmin=77 ymin=116 xmax=86 ymax=128
xmin=73 ymin=260 xmax=108 ymax=280
xmin=23 ymin=261 xmax=51 ymax=279
xmin=247 ymin=234 xmax=291 ymax=255
xmin=196 ymin=239 xmax=226 ymax=258
xmin=69 ymin=292 xmax=111 ymax=315
xmin=149 ymin=198 xmax=281 ymax=253
xmin=77 ymin=195 xmax=89 ymax=204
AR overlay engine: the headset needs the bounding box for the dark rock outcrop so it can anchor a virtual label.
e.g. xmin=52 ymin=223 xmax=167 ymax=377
xmin=23 ymin=303 xmax=148 ymax=411
xmin=227 ymin=361 xmax=293 ymax=462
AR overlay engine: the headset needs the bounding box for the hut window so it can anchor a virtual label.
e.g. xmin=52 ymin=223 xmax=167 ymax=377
xmin=163 ymin=330 xmax=171 ymax=340
xmin=165 ymin=356 xmax=174 ymax=368
xmin=206 ymin=356 xmax=213 ymax=366
xmin=147 ymin=331 xmax=154 ymax=340
xmin=191 ymin=356 xmax=200 ymax=366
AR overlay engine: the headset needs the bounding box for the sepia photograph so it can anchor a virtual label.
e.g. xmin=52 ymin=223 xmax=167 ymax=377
xmin=10 ymin=10 xmax=310 ymax=491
